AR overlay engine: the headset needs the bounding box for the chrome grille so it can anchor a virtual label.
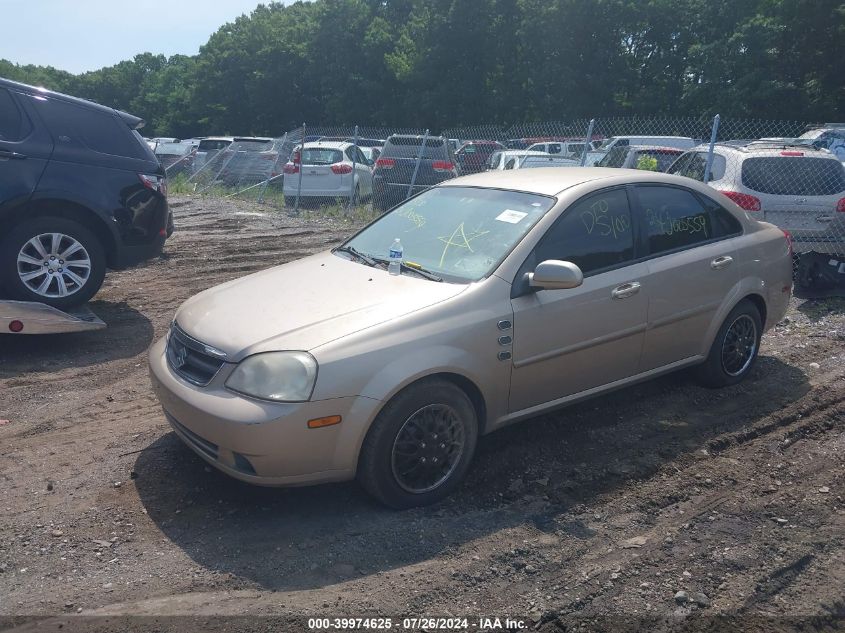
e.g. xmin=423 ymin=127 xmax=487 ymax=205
xmin=166 ymin=324 xmax=226 ymax=386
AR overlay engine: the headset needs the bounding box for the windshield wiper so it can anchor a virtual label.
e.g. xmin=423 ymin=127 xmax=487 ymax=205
xmin=334 ymin=245 xmax=378 ymax=267
xmin=368 ymin=256 xmax=443 ymax=282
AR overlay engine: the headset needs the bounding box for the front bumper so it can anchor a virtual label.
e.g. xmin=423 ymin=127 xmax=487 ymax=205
xmin=147 ymin=337 xmax=382 ymax=486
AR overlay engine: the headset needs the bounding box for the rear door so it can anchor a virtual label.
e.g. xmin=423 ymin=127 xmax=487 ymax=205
xmin=0 ymin=87 xmax=52 ymax=213
xmin=509 ymin=187 xmax=648 ymax=411
xmin=631 ymin=184 xmax=741 ymax=371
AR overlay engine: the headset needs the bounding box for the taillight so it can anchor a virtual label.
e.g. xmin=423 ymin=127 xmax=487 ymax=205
xmin=782 ymin=229 xmax=794 ymax=257
xmin=432 ymin=161 xmax=456 ymax=172
xmin=837 ymin=198 xmax=845 ymax=212
xmin=292 ymin=150 xmax=301 ymax=164
xmin=722 ymin=191 xmax=761 ymax=211
xmin=375 ymin=158 xmax=395 ymax=169
xmin=283 ymin=163 xmax=299 ymax=174
xmin=331 ymin=163 xmax=353 ymax=175
xmin=139 ymin=173 xmax=166 ymax=195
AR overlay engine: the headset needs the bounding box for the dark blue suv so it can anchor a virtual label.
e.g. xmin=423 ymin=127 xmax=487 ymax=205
xmin=0 ymin=77 xmax=172 ymax=309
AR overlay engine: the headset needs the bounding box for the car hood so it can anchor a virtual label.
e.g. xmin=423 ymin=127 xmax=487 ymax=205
xmin=174 ymin=251 xmax=467 ymax=359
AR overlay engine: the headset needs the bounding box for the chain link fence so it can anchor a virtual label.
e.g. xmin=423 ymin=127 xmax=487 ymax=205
xmin=161 ymin=117 xmax=845 ymax=290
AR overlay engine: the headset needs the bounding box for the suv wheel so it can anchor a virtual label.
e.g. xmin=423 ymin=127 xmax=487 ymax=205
xmin=695 ymin=299 xmax=762 ymax=388
xmin=358 ymin=379 xmax=478 ymax=508
xmin=0 ymin=216 xmax=106 ymax=310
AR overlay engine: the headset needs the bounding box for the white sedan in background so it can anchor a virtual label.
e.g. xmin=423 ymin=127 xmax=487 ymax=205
xmin=283 ymin=141 xmax=373 ymax=206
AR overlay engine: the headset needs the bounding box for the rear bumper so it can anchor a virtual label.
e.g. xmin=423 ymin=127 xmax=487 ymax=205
xmin=109 ymin=233 xmax=167 ymax=268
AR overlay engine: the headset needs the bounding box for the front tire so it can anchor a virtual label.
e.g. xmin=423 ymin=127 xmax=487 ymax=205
xmin=0 ymin=216 xmax=106 ymax=309
xmin=358 ymin=379 xmax=479 ymax=508
xmin=695 ymin=299 xmax=762 ymax=388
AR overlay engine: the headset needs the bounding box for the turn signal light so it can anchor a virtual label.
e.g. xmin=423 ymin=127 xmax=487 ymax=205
xmin=9 ymin=320 xmax=24 ymax=333
xmin=307 ymin=415 xmax=342 ymax=429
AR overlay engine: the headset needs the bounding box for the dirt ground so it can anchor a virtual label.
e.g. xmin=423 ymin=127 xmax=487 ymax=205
xmin=1 ymin=195 xmax=843 ymax=632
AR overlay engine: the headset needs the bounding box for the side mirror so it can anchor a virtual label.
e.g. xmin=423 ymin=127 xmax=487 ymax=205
xmin=528 ymin=260 xmax=583 ymax=290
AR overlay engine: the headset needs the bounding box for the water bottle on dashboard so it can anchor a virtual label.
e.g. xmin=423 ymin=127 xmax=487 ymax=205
xmin=388 ymin=238 xmax=403 ymax=276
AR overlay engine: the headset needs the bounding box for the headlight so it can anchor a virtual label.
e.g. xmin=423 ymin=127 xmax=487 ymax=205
xmin=225 ymin=351 xmax=317 ymax=402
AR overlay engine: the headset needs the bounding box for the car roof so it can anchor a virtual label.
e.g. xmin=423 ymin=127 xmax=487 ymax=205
xmin=0 ymin=76 xmax=144 ymax=129
xmin=302 ymin=141 xmax=350 ymax=149
xmin=692 ymin=143 xmax=839 ymax=158
xmin=440 ymin=167 xmax=698 ymax=196
xmin=201 ymin=136 xmax=235 ymax=142
xmin=627 ymin=145 xmax=686 ymax=152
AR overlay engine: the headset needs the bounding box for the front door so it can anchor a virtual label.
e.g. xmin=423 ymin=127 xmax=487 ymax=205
xmin=509 ymin=187 xmax=648 ymax=412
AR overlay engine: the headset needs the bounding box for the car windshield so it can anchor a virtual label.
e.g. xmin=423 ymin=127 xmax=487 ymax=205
xmin=340 ymin=186 xmax=555 ymax=282
xmin=301 ymin=148 xmax=343 ymax=165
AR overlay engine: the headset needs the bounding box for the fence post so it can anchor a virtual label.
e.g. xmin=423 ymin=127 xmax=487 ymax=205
xmin=407 ymin=129 xmax=429 ymax=200
xmin=348 ymin=125 xmax=359 ymax=212
xmin=257 ymin=132 xmax=286 ymax=204
xmin=294 ymin=122 xmax=305 ymax=215
xmin=703 ymin=114 xmax=721 ymax=184
xmin=580 ymin=118 xmax=596 ymax=166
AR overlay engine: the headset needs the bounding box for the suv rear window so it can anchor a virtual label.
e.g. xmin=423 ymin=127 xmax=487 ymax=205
xmin=741 ymin=157 xmax=845 ymax=195
xmin=198 ymin=139 xmax=230 ymax=151
xmin=32 ymin=97 xmax=147 ymax=159
xmin=301 ymin=148 xmax=343 ymax=165
xmin=232 ymin=139 xmax=274 ymax=152
xmin=382 ymin=137 xmax=448 ymax=160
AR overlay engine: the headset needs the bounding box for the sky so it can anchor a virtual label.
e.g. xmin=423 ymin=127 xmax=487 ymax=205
xmin=0 ymin=0 xmax=290 ymax=74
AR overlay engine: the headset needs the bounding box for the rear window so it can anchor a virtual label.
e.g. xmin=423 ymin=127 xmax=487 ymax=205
xmin=667 ymin=151 xmax=726 ymax=182
xmin=382 ymin=137 xmax=449 ymax=160
xmin=301 ymin=148 xmax=343 ymax=165
xmin=636 ymin=150 xmax=684 ymax=172
xmin=198 ymin=139 xmax=231 ymax=151
xmin=597 ymin=146 xmax=628 ymax=168
xmin=32 ymin=97 xmax=147 ymax=159
xmin=741 ymin=157 xmax=845 ymax=196
xmin=232 ymin=139 xmax=274 ymax=152
xmin=155 ymin=143 xmax=192 ymax=156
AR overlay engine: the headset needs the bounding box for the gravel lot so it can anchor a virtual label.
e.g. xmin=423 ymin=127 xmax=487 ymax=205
xmin=1 ymin=195 xmax=843 ymax=631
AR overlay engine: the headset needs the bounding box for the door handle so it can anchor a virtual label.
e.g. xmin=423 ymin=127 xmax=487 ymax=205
xmin=0 ymin=149 xmax=27 ymax=160
xmin=611 ymin=281 xmax=641 ymax=299
xmin=711 ymin=255 xmax=733 ymax=270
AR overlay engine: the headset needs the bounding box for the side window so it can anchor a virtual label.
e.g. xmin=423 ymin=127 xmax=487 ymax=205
xmin=0 ymin=89 xmax=30 ymax=142
xmin=548 ymin=143 xmax=561 ymax=154
xmin=534 ymin=188 xmax=634 ymax=275
xmin=30 ymin=97 xmax=145 ymax=159
xmin=635 ymin=185 xmax=714 ymax=255
xmin=356 ymin=148 xmax=368 ymax=163
xmin=699 ymin=194 xmax=743 ymax=237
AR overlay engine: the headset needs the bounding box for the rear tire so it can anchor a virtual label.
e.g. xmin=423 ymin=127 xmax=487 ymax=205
xmin=695 ymin=299 xmax=762 ymax=388
xmin=358 ymin=379 xmax=478 ymax=509
xmin=0 ymin=216 xmax=106 ymax=310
